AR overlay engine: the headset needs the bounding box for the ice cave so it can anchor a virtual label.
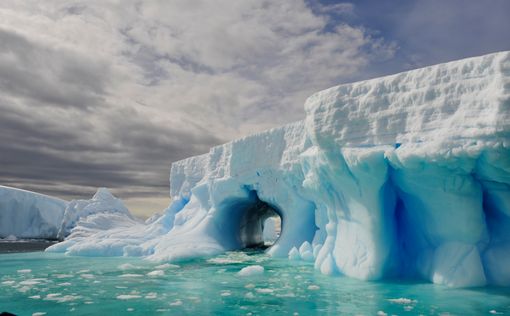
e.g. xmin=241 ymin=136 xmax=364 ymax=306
xmin=2 ymin=51 xmax=509 ymax=288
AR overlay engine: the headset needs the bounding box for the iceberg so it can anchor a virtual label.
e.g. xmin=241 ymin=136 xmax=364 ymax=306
xmin=0 ymin=186 xmax=135 ymax=241
xmin=48 ymin=51 xmax=509 ymax=287
xmin=56 ymin=187 xmax=133 ymax=239
xmin=0 ymin=186 xmax=67 ymax=239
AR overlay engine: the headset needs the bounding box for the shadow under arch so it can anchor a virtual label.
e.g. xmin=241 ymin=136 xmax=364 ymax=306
xmin=214 ymin=190 xmax=284 ymax=250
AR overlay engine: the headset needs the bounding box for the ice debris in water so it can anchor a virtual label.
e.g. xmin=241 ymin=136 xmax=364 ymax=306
xmin=147 ymin=270 xmax=165 ymax=277
xmin=238 ymin=265 xmax=264 ymax=277
xmin=387 ymin=298 xmax=417 ymax=305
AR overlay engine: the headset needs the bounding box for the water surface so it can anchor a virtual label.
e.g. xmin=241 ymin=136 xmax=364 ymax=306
xmin=0 ymin=251 xmax=509 ymax=315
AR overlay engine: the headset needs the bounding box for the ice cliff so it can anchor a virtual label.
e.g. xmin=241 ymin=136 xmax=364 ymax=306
xmin=0 ymin=186 xmax=67 ymax=239
xmin=49 ymin=51 xmax=509 ymax=287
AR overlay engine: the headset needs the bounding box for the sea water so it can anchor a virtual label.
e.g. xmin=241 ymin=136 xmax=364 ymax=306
xmin=0 ymin=250 xmax=509 ymax=315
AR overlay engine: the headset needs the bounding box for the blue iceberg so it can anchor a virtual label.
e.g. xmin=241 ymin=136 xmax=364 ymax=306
xmin=43 ymin=51 xmax=510 ymax=288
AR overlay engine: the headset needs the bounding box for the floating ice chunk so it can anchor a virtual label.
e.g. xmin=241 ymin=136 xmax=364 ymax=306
xmin=376 ymin=311 xmax=387 ymax=316
xmin=255 ymin=288 xmax=274 ymax=294
xmin=119 ymin=274 xmax=143 ymax=278
xmin=44 ymin=294 xmax=80 ymax=303
xmin=32 ymin=313 xmax=46 ymax=316
xmin=145 ymin=292 xmax=157 ymax=299
xmin=20 ymin=279 xmax=41 ymax=286
xmin=2 ymin=280 xmax=15 ymax=285
xmin=170 ymin=299 xmax=183 ymax=306
xmin=155 ymin=263 xmax=179 ymax=269
xmin=307 ymin=285 xmax=320 ymax=290
xmin=116 ymin=294 xmax=142 ymax=300
xmin=80 ymin=274 xmax=95 ymax=279
xmin=388 ymin=298 xmax=417 ymax=304
xmin=118 ymin=263 xmax=137 ymax=270
xmin=147 ymin=270 xmax=165 ymax=277
xmin=17 ymin=269 xmax=31 ymax=273
xmin=238 ymin=265 xmax=264 ymax=277
xmin=45 ymin=293 xmax=61 ymax=298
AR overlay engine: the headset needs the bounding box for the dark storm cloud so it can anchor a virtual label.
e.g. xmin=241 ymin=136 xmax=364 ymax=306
xmin=0 ymin=29 xmax=109 ymax=110
xmin=0 ymin=20 xmax=224 ymax=202
xmin=0 ymin=96 xmax=220 ymax=199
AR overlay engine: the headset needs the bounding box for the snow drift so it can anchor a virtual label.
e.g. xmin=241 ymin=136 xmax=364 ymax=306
xmin=48 ymin=51 xmax=510 ymax=287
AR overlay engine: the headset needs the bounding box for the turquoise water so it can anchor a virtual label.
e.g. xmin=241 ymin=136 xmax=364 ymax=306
xmin=0 ymin=251 xmax=509 ymax=315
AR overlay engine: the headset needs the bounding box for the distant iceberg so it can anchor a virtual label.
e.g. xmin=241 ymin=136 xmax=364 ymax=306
xmin=24 ymin=51 xmax=510 ymax=287
xmin=0 ymin=186 xmax=133 ymax=242
xmin=0 ymin=186 xmax=67 ymax=239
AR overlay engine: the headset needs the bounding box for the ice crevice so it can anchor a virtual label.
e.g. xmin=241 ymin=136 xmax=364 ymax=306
xmin=39 ymin=51 xmax=510 ymax=287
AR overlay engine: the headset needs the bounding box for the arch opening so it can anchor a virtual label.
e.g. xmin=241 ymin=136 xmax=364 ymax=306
xmin=238 ymin=194 xmax=282 ymax=250
xmin=215 ymin=190 xmax=283 ymax=251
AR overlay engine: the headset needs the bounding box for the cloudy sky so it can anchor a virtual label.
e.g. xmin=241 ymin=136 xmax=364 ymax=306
xmin=1 ymin=0 xmax=509 ymax=218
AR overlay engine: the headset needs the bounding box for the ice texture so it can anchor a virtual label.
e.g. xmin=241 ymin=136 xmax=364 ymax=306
xmin=48 ymin=51 xmax=510 ymax=287
xmin=0 ymin=186 xmax=67 ymax=239
xmin=57 ymin=188 xmax=133 ymax=239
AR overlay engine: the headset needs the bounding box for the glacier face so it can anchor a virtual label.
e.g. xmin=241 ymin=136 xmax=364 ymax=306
xmin=50 ymin=51 xmax=510 ymax=287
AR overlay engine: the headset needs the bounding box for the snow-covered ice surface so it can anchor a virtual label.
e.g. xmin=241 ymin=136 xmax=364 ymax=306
xmin=49 ymin=51 xmax=510 ymax=287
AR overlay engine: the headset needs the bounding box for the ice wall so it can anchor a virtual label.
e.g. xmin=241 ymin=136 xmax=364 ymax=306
xmin=166 ymin=51 xmax=510 ymax=287
xmin=0 ymin=186 xmax=67 ymax=239
xmin=51 ymin=51 xmax=510 ymax=287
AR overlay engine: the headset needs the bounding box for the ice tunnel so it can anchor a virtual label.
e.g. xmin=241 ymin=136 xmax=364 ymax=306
xmin=213 ymin=190 xmax=283 ymax=249
xmin=206 ymin=185 xmax=317 ymax=257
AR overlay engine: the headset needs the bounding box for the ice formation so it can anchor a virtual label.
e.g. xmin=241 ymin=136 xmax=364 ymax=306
xmin=0 ymin=186 xmax=134 ymax=241
xmin=56 ymin=188 xmax=133 ymax=239
xmin=47 ymin=51 xmax=509 ymax=287
xmin=0 ymin=186 xmax=67 ymax=239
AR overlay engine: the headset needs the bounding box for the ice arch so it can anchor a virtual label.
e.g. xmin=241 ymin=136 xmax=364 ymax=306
xmin=213 ymin=190 xmax=282 ymax=249
xmin=182 ymin=179 xmax=316 ymax=257
xmin=46 ymin=51 xmax=510 ymax=288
